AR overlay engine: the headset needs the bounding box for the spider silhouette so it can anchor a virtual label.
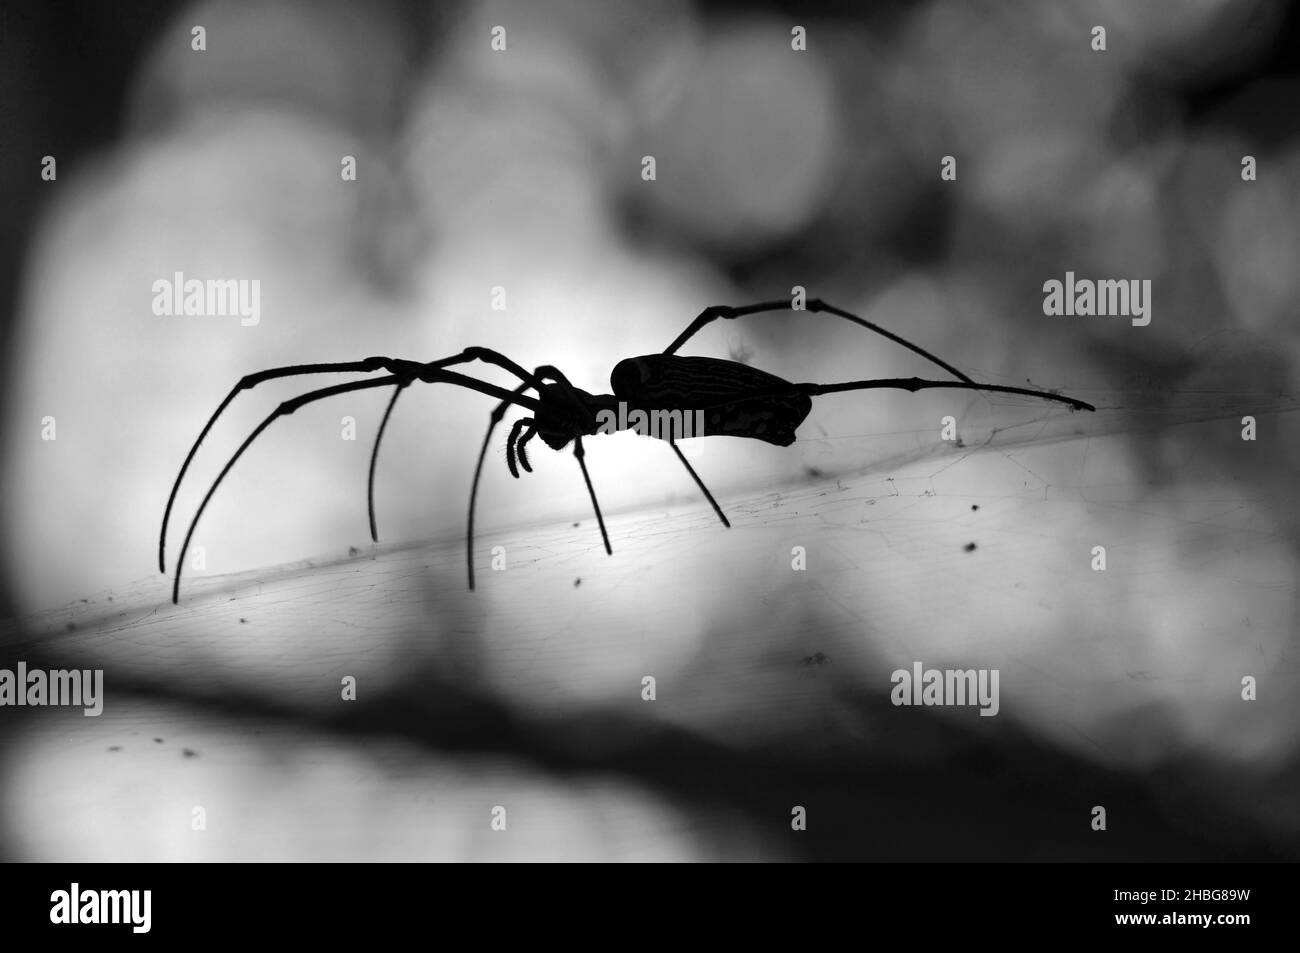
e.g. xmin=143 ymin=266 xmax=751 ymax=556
xmin=159 ymin=299 xmax=1095 ymax=602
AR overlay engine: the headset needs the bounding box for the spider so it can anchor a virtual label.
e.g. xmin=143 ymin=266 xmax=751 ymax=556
xmin=159 ymin=298 xmax=1095 ymax=602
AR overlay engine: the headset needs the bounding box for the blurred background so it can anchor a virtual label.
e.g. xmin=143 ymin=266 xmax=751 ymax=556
xmin=0 ymin=0 xmax=1297 ymax=861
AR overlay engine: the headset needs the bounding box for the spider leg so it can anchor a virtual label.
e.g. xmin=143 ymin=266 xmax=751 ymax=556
xmin=161 ymin=358 xmax=420 ymax=572
xmin=805 ymin=376 xmax=1095 ymax=411
xmin=417 ymin=347 xmax=536 ymax=386
xmin=173 ymin=374 xmax=407 ymax=604
xmin=662 ymin=299 xmax=975 ymax=385
xmin=162 ymin=346 xmax=539 ymax=573
xmin=468 ymin=381 xmax=537 ymax=591
xmin=698 ymin=377 xmax=1095 ymax=414
xmin=572 ymin=435 xmax=612 ymax=556
xmin=668 ymin=436 xmax=730 ymax=528
xmin=367 ymin=380 xmax=411 ymax=542
xmin=173 ymin=366 xmax=543 ymax=602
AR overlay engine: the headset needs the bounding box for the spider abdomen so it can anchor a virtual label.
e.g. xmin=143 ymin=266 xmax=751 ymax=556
xmin=610 ymin=355 xmax=811 ymax=445
xmin=699 ymin=394 xmax=810 ymax=446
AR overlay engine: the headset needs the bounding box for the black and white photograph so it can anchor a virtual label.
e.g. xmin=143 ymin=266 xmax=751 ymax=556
xmin=0 ymin=0 xmax=1296 ymax=914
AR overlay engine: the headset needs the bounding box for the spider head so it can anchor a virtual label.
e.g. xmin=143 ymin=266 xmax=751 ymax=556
xmin=532 ymin=384 xmax=617 ymax=450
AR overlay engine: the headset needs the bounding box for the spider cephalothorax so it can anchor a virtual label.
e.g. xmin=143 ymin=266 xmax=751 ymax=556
xmin=523 ymin=384 xmax=616 ymax=454
xmin=160 ymin=299 xmax=1094 ymax=602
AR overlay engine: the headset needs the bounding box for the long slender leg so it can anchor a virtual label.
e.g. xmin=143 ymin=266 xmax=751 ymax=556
xmin=467 ymin=381 xmax=537 ymax=591
xmin=161 ymin=358 xmax=418 ymax=571
xmin=367 ymin=380 xmax=410 ymax=542
xmin=419 ymin=347 xmax=536 ymax=386
xmin=807 ymin=376 xmax=1095 ymax=411
xmin=174 ymin=367 xmax=543 ymax=602
xmin=173 ymin=375 xmax=405 ymax=603
xmin=662 ymin=299 xmax=975 ymax=385
xmin=572 ymin=435 xmax=612 ymax=555
xmin=162 ymin=346 xmax=540 ymax=572
xmin=694 ymin=377 xmax=1095 ymax=414
xmin=668 ymin=437 xmax=730 ymax=528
